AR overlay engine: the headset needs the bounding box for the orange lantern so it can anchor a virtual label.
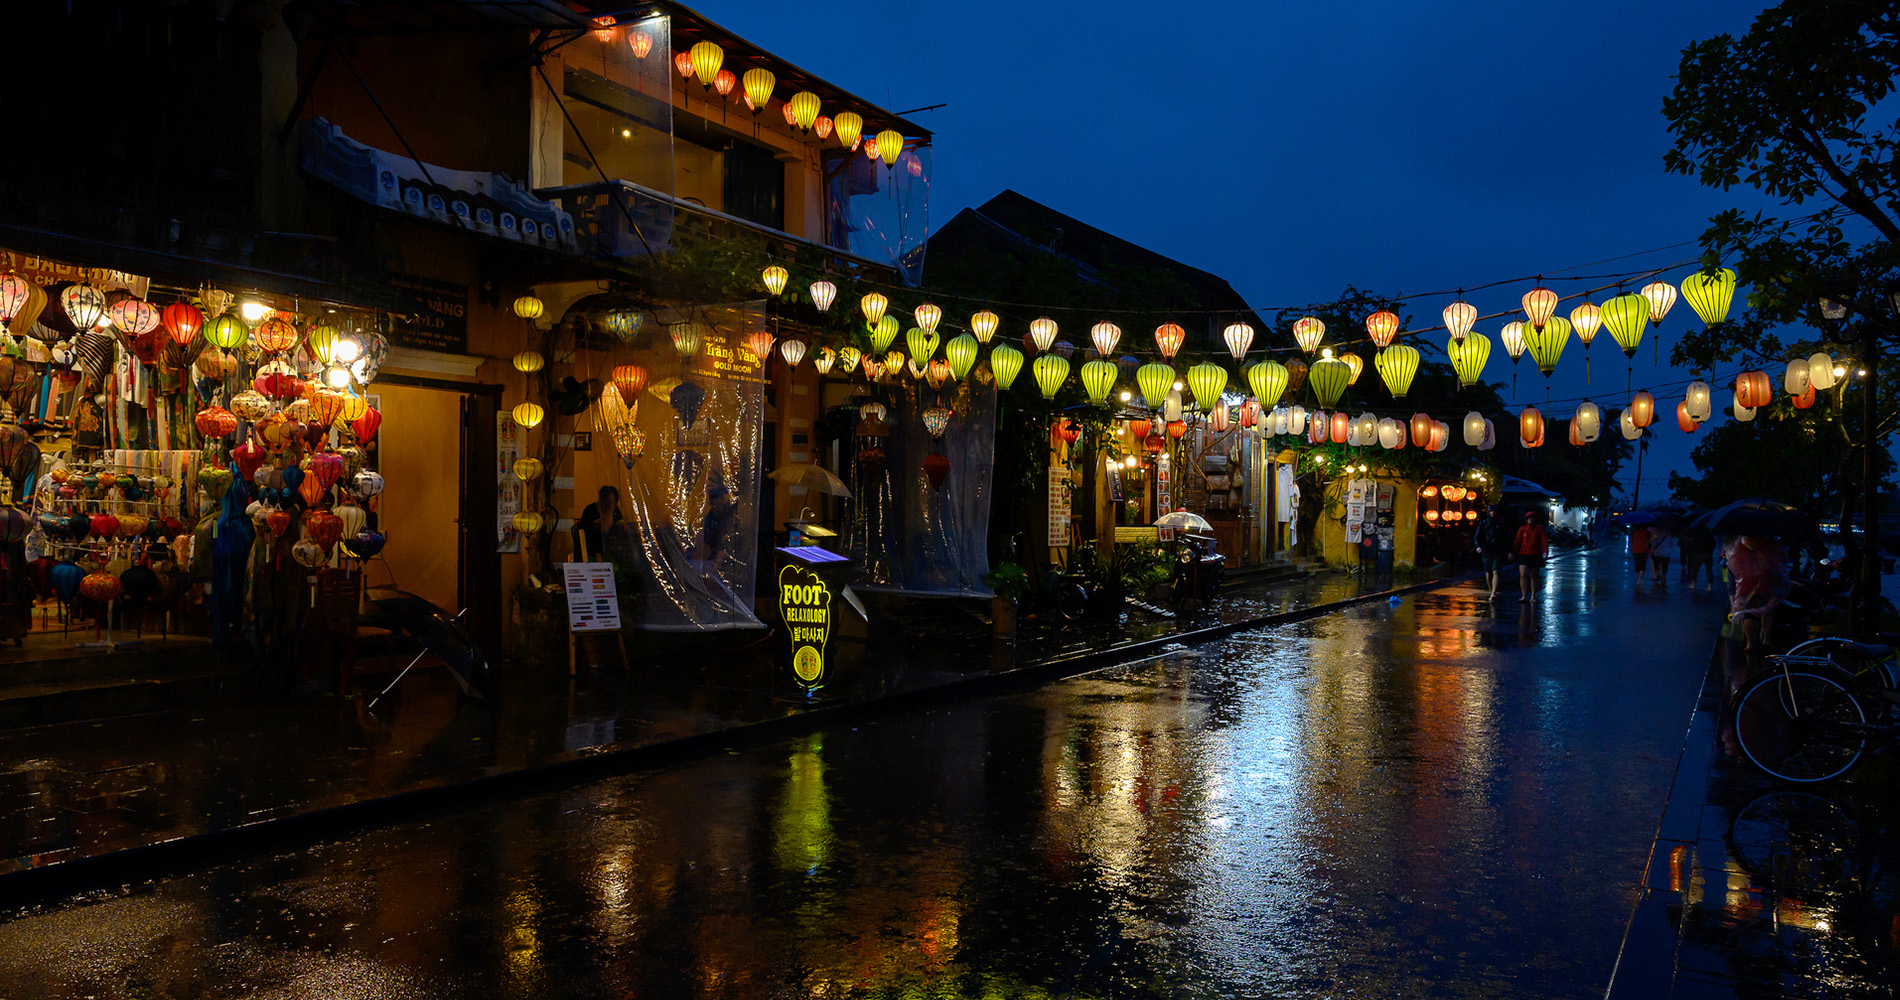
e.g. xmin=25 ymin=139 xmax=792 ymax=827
xmin=1410 ymin=412 xmax=1432 ymax=449
xmin=1677 ymin=400 xmax=1699 ymax=433
xmin=1365 ymin=309 xmax=1399 ymax=348
xmin=1330 ymin=411 xmax=1349 ymax=443
xmin=195 ymin=406 xmax=238 ymax=438
xmin=612 ymin=363 xmax=648 ymax=405
xmin=1568 ymin=419 xmax=1585 ymax=447
xmin=1429 ymin=421 xmax=1449 ymax=451
xmin=745 ymin=328 xmax=775 ymax=363
xmin=1167 ymin=420 xmax=1188 ymax=439
xmin=1425 ymin=509 xmax=1441 ymax=522
xmin=1520 ymin=406 xmax=1544 ymax=446
xmin=1793 ymin=383 xmax=1817 ymax=409
xmin=162 ymin=302 xmax=204 ymax=346
xmin=1735 ymin=370 xmax=1772 ymax=409
xmin=1629 ymin=390 xmax=1656 ymax=428
xmin=252 ymin=316 xmax=299 ymax=353
xmin=1154 ymin=322 xmax=1186 ymax=360
xmin=1129 ymin=418 xmax=1151 ymax=441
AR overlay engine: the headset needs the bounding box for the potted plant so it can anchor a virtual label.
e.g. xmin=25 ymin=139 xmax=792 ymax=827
xmin=983 ymin=561 xmax=1029 ymax=638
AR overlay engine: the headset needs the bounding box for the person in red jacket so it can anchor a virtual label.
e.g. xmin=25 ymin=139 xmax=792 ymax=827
xmin=1629 ymin=524 xmax=1651 ymax=592
xmin=1516 ymin=510 xmax=1549 ymax=601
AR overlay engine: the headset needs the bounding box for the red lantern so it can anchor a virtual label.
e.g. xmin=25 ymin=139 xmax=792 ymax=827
xmin=1238 ymin=399 xmax=1260 ymax=428
xmin=1365 ymin=309 xmax=1399 ymax=348
xmin=1129 ymin=419 xmax=1150 ymax=442
xmin=1145 ymin=435 xmax=1163 ymax=455
xmin=194 ymin=406 xmax=238 ymax=439
xmin=1054 ymin=419 xmax=1080 ymax=444
xmin=255 ymin=370 xmax=304 ymax=399
xmin=859 ymin=447 xmax=887 ymax=476
xmin=1735 ymin=370 xmax=1772 ymax=409
xmin=1167 ymin=420 xmax=1187 ymax=439
xmin=1629 ymin=390 xmax=1656 ymax=428
xmin=923 ymin=452 xmax=950 ymax=490
xmin=1520 ymin=406 xmax=1544 ymax=447
xmin=1430 ymin=420 xmax=1450 ymax=452
xmin=1677 ymin=400 xmax=1699 ymax=433
xmin=79 ymin=571 xmax=122 ymax=602
xmin=304 ymin=509 xmax=345 ymax=551
xmin=161 ymin=302 xmax=203 ymax=346
xmin=1793 ymin=383 xmax=1817 ymax=409
xmin=1154 ymin=323 xmax=1186 ymax=360
xmin=90 ymin=514 xmax=119 ymax=538
xmin=1329 ymin=411 xmax=1349 ymax=444
xmin=350 ymin=407 xmax=382 ymax=443
xmin=266 ymin=509 xmax=293 ymax=539
xmin=1411 ymin=412 xmax=1432 ymax=448
xmin=1308 ymin=412 xmax=1329 ymax=445
xmin=252 ymin=317 xmax=300 ymax=353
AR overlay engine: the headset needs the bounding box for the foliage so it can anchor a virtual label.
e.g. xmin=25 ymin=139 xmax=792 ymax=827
xmin=1492 ymin=415 xmax=1636 ymax=508
xmin=983 ymin=561 xmax=1030 ymax=600
xmin=1667 ymin=402 xmax=1893 ymax=514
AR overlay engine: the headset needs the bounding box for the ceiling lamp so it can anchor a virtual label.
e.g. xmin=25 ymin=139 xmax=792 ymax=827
xmin=1033 ymin=355 xmax=1070 ymax=398
xmin=762 ymin=265 xmax=788 ymax=295
xmin=741 ymin=68 xmax=775 ymax=112
xmin=874 ymin=129 xmax=903 ymax=166
xmin=809 ymin=280 xmax=837 ymax=313
xmin=1463 ymin=411 xmax=1486 ymax=447
xmin=860 ymin=291 xmax=888 ymax=325
xmin=1641 ymin=280 xmax=1678 ymax=325
xmin=946 ymin=334 xmax=978 ymax=380
xmin=1081 ymin=359 xmax=1118 ymax=402
xmin=713 ymin=70 xmax=735 ymax=96
xmin=1523 ymin=315 xmax=1572 ymax=375
xmin=914 ymin=303 xmax=942 ymax=333
xmin=1522 ymin=284 xmax=1559 ymax=331
xmin=1029 ymin=317 xmax=1058 ymax=351
xmin=1683 ymin=380 xmax=1712 ymax=422
xmin=1137 ymin=363 xmax=1176 ymax=409
xmin=1807 ymin=352 xmax=1836 ymax=391
xmin=971 ymin=310 xmax=999 ymax=344
xmin=689 ymin=41 xmax=724 ymax=88
xmin=1375 ymin=344 xmax=1420 ymax=398
xmin=834 ymin=112 xmax=863 ymax=150
xmin=990 ymin=344 xmax=1025 ymax=390
xmin=1222 ymin=321 xmax=1254 ymax=359
xmin=1570 ymin=301 xmax=1602 ymax=346
xmin=779 ymin=338 xmax=807 ymax=367
xmin=161 ymin=302 xmax=203 ymax=346
xmin=512 ymin=401 xmax=545 ymax=429
xmin=1601 ymin=293 xmax=1649 ymax=358
xmin=1308 ymin=358 xmax=1350 ymax=407
xmin=1735 ymin=370 xmax=1771 ymax=409
xmin=1154 ymin=322 xmax=1185 ymax=360
xmin=1575 ymin=401 xmax=1601 ymax=442
xmin=1520 ymin=406 xmax=1544 ymax=448
xmin=1449 ymin=332 xmax=1490 ymax=386
xmin=1443 ymin=299 xmax=1476 ymax=342
xmin=1186 ymin=362 xmax=1227 ymax=410
xmin=1677 ymin=400 xmax=1699 ymax=433
xmin=1091 ymin=321 xmax=1122 ymax=357
xmin=1629 ymin=390 xmax=1655 ymax=428
xmin=870 ymin=315 xmax=899 ymax=352
xmin=1292 ymin=315 xmax=1325 ymax=354
xmin=674 ymin=52 xmax=694 ymax=78
xmin=1247 ymin=360 xmax=1289 ymax=407
xmin=1681 ymin=268 xmax=1737 ymax=327
xmin=789 ymin=91 xmax=821 ymax=131
xmin=1365 ymin=309 xmax=1399 ymax=348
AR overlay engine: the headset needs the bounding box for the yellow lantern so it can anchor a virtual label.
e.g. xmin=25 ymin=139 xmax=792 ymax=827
xmin=971 ymin=310 xmax=999 ymax=344
xmin=1443 ymin=299 xmax=1476 ymax=342
xmin=741 ymin=68 xmax=776 ymax=112
xmin=1186 ymin=362 xmax=1227 ymax=410
xmin=809 ymin=280 xmax=837 ymax=313
xmin=1246 ymin=360 xmax=1289 ymax=407
xmin=860 ymin=291 xmax=888 ymax=325
xmin=1641 ymin=280 xmax=1678 ymax=324
xmin=1080 ymin=359 xmax=1118 ymax=402
xmin=1033 ymin=354 xmax=1070 ymax=398
xmin=689 ymin=41 xmax=724 ymax=87
xmin=874 ymin=129 xmax=903 ymax=167
xmin=1499 ymin=321 xmax=1526 ymax=361
xmin=512 ymin=295 xmax=544 ymax=320
xmin=1338 ymin=352 xmax=1363 ymax=385
xmin=1365 ymin=309 xmax=1400 ymax=347
xmin=1601 ymin=293 xmax=1649 ymax=358
xmin=1092 ymin=321 xmax=1123 ymax=357
xmin=1449 ymin=331 xmax=1491 ymax=386
xmin=512 ymin=511 xmax=544 ymax=534
xmin=834 ymin=111 xmax=863 ymax=150
xmin=762 ymin=265 xmax=789 ymax=295
xmin=1375 ymin=344 xmax=1420 ymax=398
xmin=1522 ymin=284 xmax=1559 ymax=331
xmin=1308 ymin=358 xmax=1350 ymax=407
xmin=1523 ymin=315 xmax=1572 ymax=375
xmin=837 ymin=346 xmax=861 ymax=373
xmin=512 ymin=351 xmax=544 ymax=373
xmin=1570 ymin=301 xmax=1602 ymax=345
xmin=789 ymin=91 xmax=821 ymax=131
xmin=511 ymin=402 xmax=545 ymax=429
xmin=812 ymin=347 xmax=836 ymax=374
xmin=513 ymin=457 xmax=544 ymax=481
xmin=1680 ymin=267 xmax=1737 ymax=327
xmin=884 ymin=349 xmax=905 ymax=373
xmin=670 ymin=322 xmax=703 ymax=358
xmin=1292 ymin=315 xmax=1325 ymax=353
xmin=905 ymin=327 xmax=938 ymax=361
xmin=945 ymin=334 xmax=979 ymax=380
xmin=1029 ymin=317 xmax=1058 ymax=351
xmin=990 ymin=344 xmax=1024 ymax=389
xmin=1137 ymin=363 xmax=1176 ymax=409
xmin=914 ymin=302 xmax=941 ymax=333
xmin=870 ymin=315 xmax=899 ymax=352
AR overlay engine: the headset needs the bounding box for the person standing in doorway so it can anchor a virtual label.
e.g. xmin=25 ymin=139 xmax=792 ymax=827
xmin=1515 ymin=509 xmax=1549 ymax=601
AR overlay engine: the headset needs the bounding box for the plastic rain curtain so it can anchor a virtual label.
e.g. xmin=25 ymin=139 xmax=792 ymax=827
xmin=843 ymin=375 xmax=994 ymax=595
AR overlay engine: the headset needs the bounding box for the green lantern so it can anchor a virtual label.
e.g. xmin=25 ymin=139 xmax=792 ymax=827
xmin=990 ymin=344 xmax=1024 ymax=390
xmin=1246 ymin=360 xmax=1289 ymax=407
xmin=869 ymin=315 xmax=900 ymax=353
xmin=1080 ymin=359 xmax=1118 ymax=402
xmin=945 ymin=334 xmax=978 ymax=380
xmin=1308 ymin=357 xmax=1350 ymax=407
xmin=906 ymin=327 xmax=940 ymax=361
xmin=1523 ymin=315 xmax=1571 ymax=375
xmin=1601 ymin=293 xmax=1648 ymax=358
xmin=1033 ymin=354 xmax=1070 ymax=398
xmin=1186 ymin=362 xmax=1227 ymax=410
xmin=204 ymin=314 xmax=248 ymax=350
xmin=1136 ymin=363 xmax=1176 ymax=410
xmin=1449 ymin=332 xmax=1491 ymax=387
xmin=1374 ymin=344 xmax=1421 ymax=398
xmin=1681 ymin=267 xmax=1737 ymax=328
xmin=305 ymin=323 xmax=340 ymax=362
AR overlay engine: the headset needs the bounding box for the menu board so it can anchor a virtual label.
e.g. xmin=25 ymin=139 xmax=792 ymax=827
xmin=562 ymin=562 xmax=622 ymax=633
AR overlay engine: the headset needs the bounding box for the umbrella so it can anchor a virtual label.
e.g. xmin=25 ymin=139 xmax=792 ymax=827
xmin=1690 ymin=498 xmax=1810 ymax=539
xmin=1617 ymin=510 xmax=1659 ymax=526
xmin=768 ymin=462 xmax=851 ymax=498
xmin=368 ymin=592 xmax=496 ymax=706
xmin=1155 ymin=511 xmax=1214 ymax=533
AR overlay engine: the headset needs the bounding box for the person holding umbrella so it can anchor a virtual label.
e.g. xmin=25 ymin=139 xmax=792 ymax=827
xmin=1515 ymin=509 xmax=1549 ymax=601
xmin=1629 ymin=522 xmax=1652 ymax=591
xmin=1726 ymin=535 xmax=1790 ymax=652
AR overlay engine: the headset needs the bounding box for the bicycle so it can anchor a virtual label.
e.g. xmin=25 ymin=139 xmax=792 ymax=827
xmin=1731 ymin=639 xmax=1900 ymax=783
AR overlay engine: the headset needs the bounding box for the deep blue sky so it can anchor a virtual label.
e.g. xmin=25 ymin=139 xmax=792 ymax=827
xmin=705 ymin=0 xmax=1786 ymax=501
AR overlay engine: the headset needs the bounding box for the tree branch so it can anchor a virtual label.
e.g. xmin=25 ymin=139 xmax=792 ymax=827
xmin=1783 ymin=122 xmax=1900 ymax=245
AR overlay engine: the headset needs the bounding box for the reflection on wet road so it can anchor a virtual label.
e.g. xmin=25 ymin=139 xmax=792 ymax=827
xmin=0 ymin=553 xmax=1725 ymax=998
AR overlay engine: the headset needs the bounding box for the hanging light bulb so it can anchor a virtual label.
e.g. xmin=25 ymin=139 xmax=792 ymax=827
xmin=741 ymin=68 xmax=775 ymax=111
xmin=1570 ymin=301 xmax=1602 ymax=345
xmin=1522 ymin=284 xmax=1559 ymax=331
xmin=1154 ymin=322 xmax=1186 ymax=360
xmin=860 ymin=291 xmax=888 ymax=325
xmin=688 ymin=41 xmax=724 ymax=88
xmin=1090 ymin=321 xmax=1123 ymax=357
xmin=1375 ymin=344 xmax=1420 ymax=397
xmin=761 ymin=265 xmax=789 ymax=296
xmin=1222 ymin=321 xmax=1254 ymax=359
xmin=809 ymin=280 xmax=837 ymax=313
xmin=1450 ymin=332 xmax=1491 ymax=386
xmin=1443 ymin=299 xmax=1476 ymax=342
xmin=1292 ymin=316 xmax=1325 ymax=354
xmin=1681 ymin=268 xmax=1736 ymax=327
xmin=971 ymin=310 xmax=999 ymax=344
xmin=1641 ymin=280 xmax=1678 ymax=324
xmin=1500 ymin=321 xmax=1526 ymax=361
xmin=1365 ymin=309 xmax=1399 ymax=348
xmin=1029 ymin=317 xmax=1058 ymax=351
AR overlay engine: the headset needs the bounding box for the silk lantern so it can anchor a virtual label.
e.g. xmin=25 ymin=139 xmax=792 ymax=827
xmin=1292 ymin=316 xmax=1325 ymax=354
xmin=1186 ymin=362 xmax=1227 ymax=410
xmin=1285 ymin=405 xmax=1308 ymax=436
xmin=869 ymin=315 xmax=899 ymax=353
xmin=1308 ymin=358 xmax=1350 ymax=407
xmin=1681 ymin=268 xmax=1736 ymax=327
xmin=1683 ymin=380 xmax=1712 ymax=422
xmin=1575 ymin=401 xmax=1601 ymax=442
xmin=1677 ymin=401 xmax=1698 ymax=433
xmin=970 ymin=311 xmax=999 ymax=344
xmin=1444 ymin=299 xmax=1476 ymax=342
xmin=1450 ymin=332 xmax=1490 ymax=386
xmin=1620 ymin=408 xmax=1642 ymax=441
xmin=990 ymin=344 xmax=1024 ymax=390
xmin=1375 ymin=344 xmax=1420 ymax=397
xmin=1734 ymin=392 xmax=1756 ymax=422
xmin=613 ymin=363 xmax=648 ymax=404
xmin=1380 ymin=418 xmax=1403 ymax=449
xmin=1641 ymin=280 xmax=1678 ymax=324
xmin=860 ymin=291 xmax=888 ymax=325
xmin=1365 ymin=309 xmax=1399 ymax=348
xmin=1523 ymin=316 xmax=1571 ymax=375
xmin=1136 ymin=363 xmax=1175 ymax=409
xmin=1522 ymin=285 xmax=1559 ymax=330
xmin=833 ymin=112 xmax=862 ymax=149
xmin=1735 ymin=370 xmax=1771 ymax=409
xmin=1571 ymin=302 xmax=1602 ymax=345
xmin=1520 ymin=407 xmax=1544 ymax=448
xmin=689 ymin=40 xmax=724 ymax=86
xmin=1629 ymin=390 xmax=1655 ymax=428
xmin=1807 ymin=352 xmax=1836 ymax=391
xmin=1463 ymin=411 xmax=1486 ymax=447
xmin=1411 ymin=412 xmax=1433 ymax=448
xmin=512 ymin=402 xmax=544 ymax=429
xmin=1784 ymin=358 xmax=1811 ymax=396
xmin=874 ymin=129 xmax=903 ymax=166
xmin=946 ymin=335 xmax=979 ymax=380
xmin=162 ymin=302 xmax=204 ymax=346
xmin=1033 ymin=354 xmax=1070 ymax=398
xmin=1329 ymin=411 xmax=1349 ymax=444
xmin=1024 ymin=317 xmax=1057 ymax=352
xmin=1091 ymin=321 xmax=1123 ymax=357
xmin=1081 ymin=360 xmax=1118 ymax=402
xmin=1794 ymin=383 xmax=1818 ymax=409
xmin=1246 ymin=361 xmax=1289 ymax=407
xmin=1223 ymin=322 xmax=1254 ymax=359
xmin=1500 ymin=321 xmax=1526 ymax=362
xmin=513 ymin=351 xmax=545 ymax=373
xmin=779 ymin=339 xmax=807 ymax=367
xmin=1602 ymin=293 xmax=1649 ymax=357
xmin=914 ymin=303 xmax=941 ymax=333
xmin=1338 ymin=352 xmax=1363 ymax=384
xmin=761 ymin=265 xmax=789 ymax=296
xmin=809 ymin=280 xmax=837 ymax=313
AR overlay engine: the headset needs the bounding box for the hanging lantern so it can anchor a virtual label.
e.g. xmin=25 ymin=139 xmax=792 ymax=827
xmin=1136 ymin=363 xmax=1175 ymax=409
xmin=905 ymin=327 xmax=939 ymax=361
xmin=1169 ymin=419 xmax=1190 ymax=440
xmin=741 ymin=67 xmax=776 ymax=111
xmin=779 ymin=339 xmax=807 ymax=367
xmin=195 ymin=406 xmax=238 ymax=439
xmin=252 ymin=316 xmax=299 ymax=353
xmin=513 ymin=457 xmax=544 ymax=481
xmin=1521 ymin=285 xmax=1559 ymax=331
xmin=859 ymin=291 xmax=888 ymax=326
xmin=512 ymin=351 xmax=545 ymax=373
xmin=1239 ymin=399 xmax=1261 ymax=428
xmin=511 ymin=402 xmax=545 ymax=429
xmin=886 ymin=349 xmax=907 ymax=375
xmin=612 ymin=363 xmax=648 ymax=405
xmin=60 ymin=283 xmax=107 ymax=331
xmin=1520 ymin=406 xmax=1544 ymax=447
xmin=1733 ymin=392 xmax=1756 ymax=422
xmin=689 ymin=40 xmax=724 ymax=87
xmin=1153 ymin=322 xmax=1186 ymax=360
xmin=1185 ymin=362 xmax=1227 ymax=410
xmin=1081 ymin=359 xmax=1118 ymax=402
xmin=512 ymin=511 xmax=544 ymax=534
xmin=162 ymin=302 xmax=205 ymax=346
xmin=990 ymin=344 xmax=1025 ymax=389
xmin=1090 ymin=321 xmax=1123 ymax=357
xmin=945 ymin=335 xmax=979 ymax=380
xmin=1032 ymin=354 xmax=1070 ymax=398
xmin=1641 ymin=280 xmax=1678 ymax=324
xmin=602 ymin=309 xmax=642 ymax=341
xmin=1443 ymin=299 xmax=1477 ymax=342
xmin=787 ymin=91 xmax=821 ymax=130
xmin=1620 ymin=408 xmax=1641 ymax=441
xmin=1807 ymin=352 xmax=1836 ymax=391
xmin=1285 ymin=405 xmax=1308 ymax=436
xmin=511 ymin=295 xmax=544 ymax=321
xmin=1499 ymin=321 xmax=1526 ymax=362
xmin=1450 ymin=332 xmax=1491 ymax=386
xmin=970 ymin=310 xmax=999 ymax=344
xmin=1338 ymin=352 xmax=1363 ymax=385
xmin=107 ymin=297 xmax=160 ymax=339
xmin=1329 ymin=411 xmax=1350 ymax=444
xmin=868 ymin=315 xmax=899 ymax=353
xmin=1568 ymin=419 xmax=1586 ymax=447
xmin=1365 ymin=309 xmax=1399 ymax=348
xmin=813 ymin=115 xmax=833 ymax=139
xmin=1681 ymin=268 xmax=1736 ymax=327
xmin=1523 ymin=315 xmax=1572 ymax=375
xmin=1163 ymin=389 xmax=1184 ymax=423
xmin=1354 ymin=412 xmax=1377 ymax=445
xmin=1602 ymin=293 xmax=1649 ymax=357
xmin=761 ymin=265 xmax=789 ymax=296
xmin=1793 ymin=383 xmax=1817 ymax=409
xmin=834 ymin=112 xmax=863 ymax=149
xmin=1308 ymin=358 xmax=1350 ymax=407
xmin=874 ymin=129 xmax=903 ymax=166
xmin=670 ymin=322 xmax=703 ymax=358
xmin=808 ymin=280 xmax=837 ymax=313
xmin=1411 ymin=412 xmax=1433 ymax=448
xmin=1025 ymin=316 xmax=1058 ymax=352
xmin=911 ymin=303 xmax=942 ymax=334
xmin=1463 ymin=411 xmax=1486 ymax=447
xmin=1430 ymin=421 xmax=1450 ymax=452
xmin=1129 ymin=418 xmax=1152 ymax=441
xmin=1784 ymin=358 xmax=1811 ymax=396
xmin=1210 ymin=405 xmax=1232 ymax=432
xmin=1629 ymin=390 xmax=1655 ymax=428
xmin=1378 ymin=418 xmax=1402 ymax=449
xmin=1677 ymin=400 xmax=1699 ymax=433
xmin=1575 ymin=401 xmax=1601 ymax=442
xmin=811 ymin=347 xmax=836 ymax=375
xmin=201 ymin=314 xmax=246 ymax=350
xmin=1570 ymin=301 xmax=1602 ymax=345
xmin=712 ymin=69 xmax=736 ymax=96
xmin=1247 ymin=360 xmax=1289 ymax=407
xmin=1222 ymin=322 xmax=1254 ymax=359
xmin=305 ymin=323 xmax=341 ymax=363
xmin=1285 ymin=359 xmax=1309 ymax=394
xmin=1292 ymin=316 xmax=1325 ymax=354
xmin=1375 ymin=344 xmax=1420 ymax=398
xmin=0 ymin=273 xmax=28 ymax=322
xmin=1683 ymin=380 xmax=1712 ymax=421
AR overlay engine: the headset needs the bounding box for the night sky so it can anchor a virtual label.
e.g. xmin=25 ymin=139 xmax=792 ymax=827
xmin=704 ymin=0 xmax=1790 ymax=501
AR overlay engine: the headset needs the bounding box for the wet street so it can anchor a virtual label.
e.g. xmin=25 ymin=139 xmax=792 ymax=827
xmin=0 ymin=553 xmax=1727 ymax=999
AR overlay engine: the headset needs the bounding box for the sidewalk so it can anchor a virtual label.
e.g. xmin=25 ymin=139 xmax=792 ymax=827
xmin=0 ymin=559 xmax=1449 ymax=891
xmin=1606 ymin=630 xmax=1900 ymax=999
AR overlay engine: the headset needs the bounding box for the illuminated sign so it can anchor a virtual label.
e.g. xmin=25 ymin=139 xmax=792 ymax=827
xmin=777 ymin=564 xmax=833 ymax=687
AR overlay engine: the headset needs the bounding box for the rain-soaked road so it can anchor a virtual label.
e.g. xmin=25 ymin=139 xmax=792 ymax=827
xmin=0 ymin=552 xmax=1725 ymax=999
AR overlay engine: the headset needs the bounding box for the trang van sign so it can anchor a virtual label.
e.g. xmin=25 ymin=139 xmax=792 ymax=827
xmin=777 ymin=564 xmax=833 ymax=687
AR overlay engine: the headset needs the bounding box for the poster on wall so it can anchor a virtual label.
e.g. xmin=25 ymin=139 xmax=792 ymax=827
xmin=1047 ymin=465 xmax=1071 ymax=547
xmin=497 ymin=412 xmax=521 ymax=553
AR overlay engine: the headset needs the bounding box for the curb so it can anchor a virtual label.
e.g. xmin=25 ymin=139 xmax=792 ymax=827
xmin=0 ymin=570 xmax=1474 ymax=906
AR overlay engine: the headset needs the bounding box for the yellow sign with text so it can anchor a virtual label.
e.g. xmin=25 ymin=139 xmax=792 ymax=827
xmin=778 ymin=564 xmax=833 ymax=687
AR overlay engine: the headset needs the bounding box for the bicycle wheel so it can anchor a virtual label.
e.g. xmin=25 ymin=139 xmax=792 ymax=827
xmin=1732 ymin=670 xmax=1869 ymax=783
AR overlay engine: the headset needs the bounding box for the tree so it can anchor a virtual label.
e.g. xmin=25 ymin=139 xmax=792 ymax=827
xmin=1667 ymin=408 xmax=1889 ymax=512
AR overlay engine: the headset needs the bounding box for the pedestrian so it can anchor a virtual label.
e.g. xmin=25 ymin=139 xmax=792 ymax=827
xmin=1650 ymin=527 xmax=1677 ymax=590
xmin=1629 ymin=523 xmax=1652 ymax=590
xmin=1515 ymin=509 xmax=1549 ymax=601
xmin=1681 ymin=525 xmax=1717 ymax=592
xmin=1726 ymin=535 xmax=1790 ymax=652
xmin=1474 ymin=503 xmax=1514 ymax=600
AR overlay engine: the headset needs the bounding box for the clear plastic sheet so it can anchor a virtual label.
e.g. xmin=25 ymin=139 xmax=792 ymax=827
xmin=825 ymin=145 xmax=931 ymax=286
xmin=843 ymin=376 xmax=994 ymax=595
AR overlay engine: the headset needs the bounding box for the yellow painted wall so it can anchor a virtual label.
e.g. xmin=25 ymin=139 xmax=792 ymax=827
xmin=373 ymin=383 xmax=464 ymax=611
xmin=1313 ymin=476 xmax=1419 ymax=569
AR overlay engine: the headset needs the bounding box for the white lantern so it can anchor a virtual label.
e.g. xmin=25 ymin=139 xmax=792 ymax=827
xmin=1480 ymin=418 xmax=1497 ymax=451
xmin=1807 ymin=352 xmax=1836 ymax=391
xmin=1346 ymin=417 xmax=1364 ymax=447
xmin=1286 ymin=405 xmax=1307 ymax=436
xmin=1620 ymin=408 xmax=1642 ymax=440
xmin=1683 ymin=380 xmax=1712 ymax=422
xmin=1784 ymin=358 xmax=1811 ymax=395
xmin=1378 ymin=418 xmax=1402 ymax=449
xmin=1223 ymin=322 xmax=1254 ymax=359
xmin=1574 ymin=401 xmax=1601 ymax=442
xmin=1733 ymin=392 xmax=1756 ymax=423
xmin=1463 ymin=411 xmax=1486 ymax=447
xmin=1271 ymin=407 xmax=1288 ymax=436
xmin=1356 ymin=412 xmax=1377 ymax=444
xmin=1164 ymin=389 xmax=1183 ymax=422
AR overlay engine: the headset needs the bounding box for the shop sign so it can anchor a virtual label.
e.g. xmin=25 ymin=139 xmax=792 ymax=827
xmin=0 ymin=247 xmax=148 ymax=298
xmin=386 ymin=273 xmax=468 ymax=354
xmin=1047 ymin=464 xmax=1071 ymax=547
xmin=687 ymin=337 xmax=762 ymax=383
xmin=563 ymin=562 xmax=622 ymax=633
xmin=778 ymin=564 xmax=832 ymax=687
